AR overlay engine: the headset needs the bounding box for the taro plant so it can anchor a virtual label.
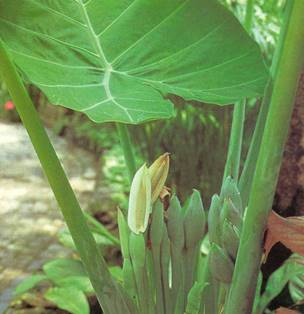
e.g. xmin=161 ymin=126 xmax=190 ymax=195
xmin=0 ymin=0 xmax=304 ymax=313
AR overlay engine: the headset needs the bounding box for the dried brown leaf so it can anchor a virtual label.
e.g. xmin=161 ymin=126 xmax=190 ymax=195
xmin=264 ymin=210 xmax=304 ymax=261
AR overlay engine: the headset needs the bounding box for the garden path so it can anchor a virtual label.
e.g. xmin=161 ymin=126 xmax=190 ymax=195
xmin=0 ymin=122 xmax=97 ymax=312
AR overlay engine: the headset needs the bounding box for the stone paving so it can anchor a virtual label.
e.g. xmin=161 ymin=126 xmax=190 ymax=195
xmin=0 ymin=122 xmax=97 ymax=312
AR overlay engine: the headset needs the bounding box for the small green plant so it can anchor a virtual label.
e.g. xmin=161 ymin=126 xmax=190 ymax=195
xmin=15 ymin=258 xmax=95 ymax=314
xmin=14 ymin=214 xmax=121 ymax=314
xmin=0 ymin=0 xmax=304 ymax=313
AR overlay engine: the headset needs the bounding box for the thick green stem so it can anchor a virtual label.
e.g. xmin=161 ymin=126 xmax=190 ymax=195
xmin=116 ymin=123 xmax=137 ymax=181
xmin=244 ymin=0 xmax=254 ymax=32
xmin=225 ymin=2 xmax=304 ymax=313
xmin=239 ymin=0 xmax=291 ymax=206
xmin=0 ymin=41 xmax=130 ymax=314
xmin=222 ymin=100 xmax=246 ymax=184
xmin=239 ymin=84 xmax=272 ymax=205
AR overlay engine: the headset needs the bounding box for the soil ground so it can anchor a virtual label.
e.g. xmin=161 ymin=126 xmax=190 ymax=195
xmin=0 ymin=122 xmax=98 ymax=312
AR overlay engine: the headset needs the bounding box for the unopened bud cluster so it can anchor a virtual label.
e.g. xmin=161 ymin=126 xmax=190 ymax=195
xmin=208 ymin=177 xmax=243 ymax=283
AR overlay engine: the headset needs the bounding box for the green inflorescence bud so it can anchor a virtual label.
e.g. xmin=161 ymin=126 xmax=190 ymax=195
xmin=221 ymin=176 xmax=243 ymax=215
xmin=209 ymin=243 xmax=234 ymax=284
xmin=184 ymin=190 xmax=206 ymax=249
xmin=167 ymin=196 xmax=185 ymax=248
xmin=149 ymin=153 xmax=170 ymax=203
xmin=208 ymin=194 xmax=222 ymax=245
xmin=150 ymin=200 xmax=164 ymax=247
xmin=220 ymin=197 xmax=242 ymax=230
xmin=209 ymin=177 xmax=243 ymax=248
xmin=221 ymin=219 xmax=240 ymax=259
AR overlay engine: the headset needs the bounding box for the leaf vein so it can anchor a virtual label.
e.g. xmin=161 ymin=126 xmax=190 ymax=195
xmin=97 ymin=0 xmax=139 ymax=38
xmin=127 ymin=19 xmax=229 ymax=74
xmin=28 ymin=0 xmax=88 ymax=28
xmin=0 ymin=17 xmax=99 ymax=59
xmin=8 ymin=48 xmax=101 ymax=71
xmin=111 ymin=0 xmax=190 ymax=65
xmin=163 ymin=49 xmax=256 ymax=82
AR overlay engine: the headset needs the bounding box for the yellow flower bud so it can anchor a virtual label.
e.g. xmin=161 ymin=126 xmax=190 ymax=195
xmin=149 ymin=153 xmax=170 ymax=203
xmin=128 ymin=164 xmax=151 ymax=234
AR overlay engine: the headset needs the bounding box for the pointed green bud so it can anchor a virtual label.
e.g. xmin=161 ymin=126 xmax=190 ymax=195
xmin=149 ymin=153 xmax=170 ymax=203
xmin=118 ymin=209 xmax=130 ymax=259
xmin=220 ymin=176 xmax=234 ymax=197
xmin=209 ymin=244 xmax=234 ymax=284
xmin=221 ymin=219 xmax=240 ymax=259
xmin=208 ymin=194 xmax=221 ymax=244
xmin=128 ymin=164 xmax=151 ymax=234
xmin=150 ymin=200 xmax=164 ymax=247
xmin=221 ymin=176 xmax=243 ymax=214
xmin=184 ymin=190 xmax=206 ymax=248
xmin=220 ymin=198 xmax=242 ymax=229
xmin=167 ymin=196 xmax=184 ymax=248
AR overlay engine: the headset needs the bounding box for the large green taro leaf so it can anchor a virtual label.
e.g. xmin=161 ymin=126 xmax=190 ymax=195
xmin=0 ymin=0 xmax=268 ymax=124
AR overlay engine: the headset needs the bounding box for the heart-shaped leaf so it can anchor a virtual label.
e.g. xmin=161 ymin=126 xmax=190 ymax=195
xmin=43 ymin=258 xmax=93 ymax=293
xmin=15 ymin=274 xmax=47 ymax=295
xmin=0 ymin=0 xmax=268 ymax=124
xmin=45 ymin=287 xmax=90 ymax=314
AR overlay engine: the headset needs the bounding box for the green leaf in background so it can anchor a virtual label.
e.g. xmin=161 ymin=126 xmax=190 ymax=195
xmin=109 ymin=266 xmax=123 ymax=283
xmin=256 ymin=256 xmax=304 ymax=314
xmin=43 ymin=258 xmax=93 ymax=293
xmin=45 ymin=287 xmax=90 ymax=314
xmin=252 ymin=272 xmax=263 ymax=314
xmin=289 ymin=256 xmax=304 ymax=304
xmin=289 ymin=274 xmax=304 ymax=304
xmin=15 ymin=274 xmax=47 ymax=295
xmin=0 ymin=0 xmax=268 ymax=124
xmin=58 ymin=228 xmax=116 ymax=251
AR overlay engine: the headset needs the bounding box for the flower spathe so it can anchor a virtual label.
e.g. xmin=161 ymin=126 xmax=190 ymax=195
xmin=127 ymin=164 xmax=152 ymax=234
xmin=149 ymin=153 xmax=170 ymax=203
xmin=127 ymin=153 xmax=170 ymax=234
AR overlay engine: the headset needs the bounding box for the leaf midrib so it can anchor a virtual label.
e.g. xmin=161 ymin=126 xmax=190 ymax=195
xmin=77 ymin=0 xmax=109 ymax=68
xmin=77 ymin=0 xmax=134 ymax=121
xmin=75 ymin=0 xmax=258 ymax=118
